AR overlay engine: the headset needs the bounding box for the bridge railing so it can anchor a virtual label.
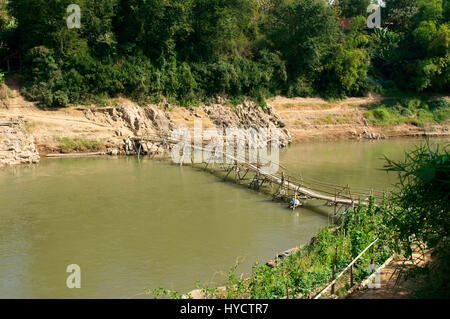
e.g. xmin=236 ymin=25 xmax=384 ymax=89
xmin=137 ymin=132 xmax=387 ymax=205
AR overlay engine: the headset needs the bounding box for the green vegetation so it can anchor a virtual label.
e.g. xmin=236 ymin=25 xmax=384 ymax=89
xmin=365 ymin=97 xmax=450 ymax=126
xmin=23 ymin=121 xmax=36 ymax=133
xmin=374 ymin=0 xmax=449 ymax=93
xmin=314 ymin=114 xmax=355 ymax=125
xmin=0 ymin=0 xmax=447 ymax=108
xmin=57 ymin=137 xmax=101 ymax=152
xmin=383 ymin=142 xmax=449 ymax=298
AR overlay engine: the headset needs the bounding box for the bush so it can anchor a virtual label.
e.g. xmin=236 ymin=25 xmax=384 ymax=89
xmin=373 ymin=108 xmax=391 ymax=121
xmin=57 ymin=137 xmax=101 ymax=152
xmin=383 ymin=143 xmax=450 ymax=298
xmin=365 ymin=97 xmax=449 ymax=126
xmin=287 ymin=77 xmax=315 ymax=98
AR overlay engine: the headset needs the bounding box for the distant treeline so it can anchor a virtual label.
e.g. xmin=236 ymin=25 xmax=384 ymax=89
xmin=0 ymin=0 xmax=448 ymax=107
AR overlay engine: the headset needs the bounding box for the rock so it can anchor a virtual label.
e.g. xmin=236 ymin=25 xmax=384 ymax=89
xmin=141 ymin=142 xmax=149 ymax=154
xmin=277 ymin=121 xmax=286 ymax=128
xmin=0 ymin=118 xmax=40 ymax=167
xmin=84 ymin=109 xmax=95 ymax=121
xmin=107 ymin=148 xmax=119 ymax=156
xmin=144 ymin=107 xmax=171 ymax=131
xmin=123 ymin=138 xmax=135 ymax=155
xmin=283 ymin=128 xmax=292 ymax=144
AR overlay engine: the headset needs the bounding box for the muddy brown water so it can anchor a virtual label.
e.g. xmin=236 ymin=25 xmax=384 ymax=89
xmin=0 ymin=137 xmax=448 ymax=298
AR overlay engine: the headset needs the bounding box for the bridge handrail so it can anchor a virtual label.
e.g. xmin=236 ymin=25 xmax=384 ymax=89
xmin=137 ymin=133 xmax=386 ymax=204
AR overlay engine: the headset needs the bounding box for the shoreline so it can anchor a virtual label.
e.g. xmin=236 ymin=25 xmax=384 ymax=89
xmin=1 ymin=91 xmax=449 ymax=168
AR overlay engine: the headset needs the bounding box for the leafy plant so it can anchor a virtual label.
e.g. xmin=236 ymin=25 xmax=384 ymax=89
xmin=382 ymin=142 xmax=450 ymax=298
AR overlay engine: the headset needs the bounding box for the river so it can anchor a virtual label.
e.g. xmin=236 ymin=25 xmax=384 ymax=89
xmin=0 ymin=137 xmax=448 ymax=298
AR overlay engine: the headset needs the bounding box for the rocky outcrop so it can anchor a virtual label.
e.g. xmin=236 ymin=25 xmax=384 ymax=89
xmin=201 ymin=100 xmax=292 ymax=147
xmin=0 ymin=118 xmax=40 ymax=167
xmin=82 ymin=100 xmax=292 ymax=156
xmin=86 ymin=103 xmax=174 ymax=136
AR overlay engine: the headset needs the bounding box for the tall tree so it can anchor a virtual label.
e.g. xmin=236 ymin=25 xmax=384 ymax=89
xmin=338 ymin=0 xmax=371 ymax=18
xmin=264 ymin=0 xmax=340 ymax=81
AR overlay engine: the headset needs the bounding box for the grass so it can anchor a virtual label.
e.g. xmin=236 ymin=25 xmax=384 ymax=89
xmin=314 ymin=114 xmax=355 ymax=125
xmin=57 ymin=137 xmax=101 ymax=152
xmin=364 ymin=97 xmax=450 ymax=127
xmin=23 ymin=121 xmax=36 ymax=133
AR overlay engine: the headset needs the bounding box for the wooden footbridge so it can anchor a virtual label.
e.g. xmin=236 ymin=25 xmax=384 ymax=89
xmin=131 ymin=132 xmax=387 ymax=211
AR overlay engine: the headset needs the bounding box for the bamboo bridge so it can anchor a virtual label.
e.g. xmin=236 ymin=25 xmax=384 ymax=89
xmin=130 ymin=132 xmax=387 ymax=211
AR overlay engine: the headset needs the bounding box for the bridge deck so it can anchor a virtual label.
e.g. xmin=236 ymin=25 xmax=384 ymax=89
xmin=132 ymin=133 xmax=386 ymax=207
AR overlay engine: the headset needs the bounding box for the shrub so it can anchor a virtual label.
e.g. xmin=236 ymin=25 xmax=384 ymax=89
xmin=383 ymin=143 xmax=450 ymax=298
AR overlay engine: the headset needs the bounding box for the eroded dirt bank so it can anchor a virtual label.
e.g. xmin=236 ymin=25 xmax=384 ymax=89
xmin=269 ymin=96 xmax=449 ymax=142
xmin=0 ymin=81 xmax=449 ymax=167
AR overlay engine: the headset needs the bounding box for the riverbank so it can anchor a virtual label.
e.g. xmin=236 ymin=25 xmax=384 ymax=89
xmin=0 ymin=78 xmax=449 ymax=167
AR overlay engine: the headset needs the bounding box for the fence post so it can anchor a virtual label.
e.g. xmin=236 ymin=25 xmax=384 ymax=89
xmin=331 ymin=264 xmax=336 ymax=296
xmin=350 ymin=264 xmax=354 ymax=287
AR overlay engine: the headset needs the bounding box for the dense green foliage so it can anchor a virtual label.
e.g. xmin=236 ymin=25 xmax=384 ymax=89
xmin=375 ymin=0 xmax=450 ymax=93
xmin=383 ymin=142 xmax=449 ymax=298
xmin=339 ymin=0 xmax=371 ymax=18
xmin=0 ymin=0 xmax=448 ymax=107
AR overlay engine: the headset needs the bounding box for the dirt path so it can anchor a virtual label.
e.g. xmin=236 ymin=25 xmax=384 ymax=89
xmin=347 ymin=251 xmax=430 ymax=299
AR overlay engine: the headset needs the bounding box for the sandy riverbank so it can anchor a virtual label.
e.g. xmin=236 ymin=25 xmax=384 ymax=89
xmin=1 ymin=78 xmax=449 ymax=167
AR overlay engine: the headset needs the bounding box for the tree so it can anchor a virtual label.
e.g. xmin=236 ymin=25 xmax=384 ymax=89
xmin=338 ymin=0 xmax=371 ymax=18
xmin=114 ymin=0 xmax=193 ymax=59
xmin=182 ymin=0 xmax=258 ymax=62
xmin=263 ymin=0 xmax=340 ymax=82
xmin=383 ymin=0 xmax=419 ymax=33
xmin=317 ymin=16 xmax=370 ymax=98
